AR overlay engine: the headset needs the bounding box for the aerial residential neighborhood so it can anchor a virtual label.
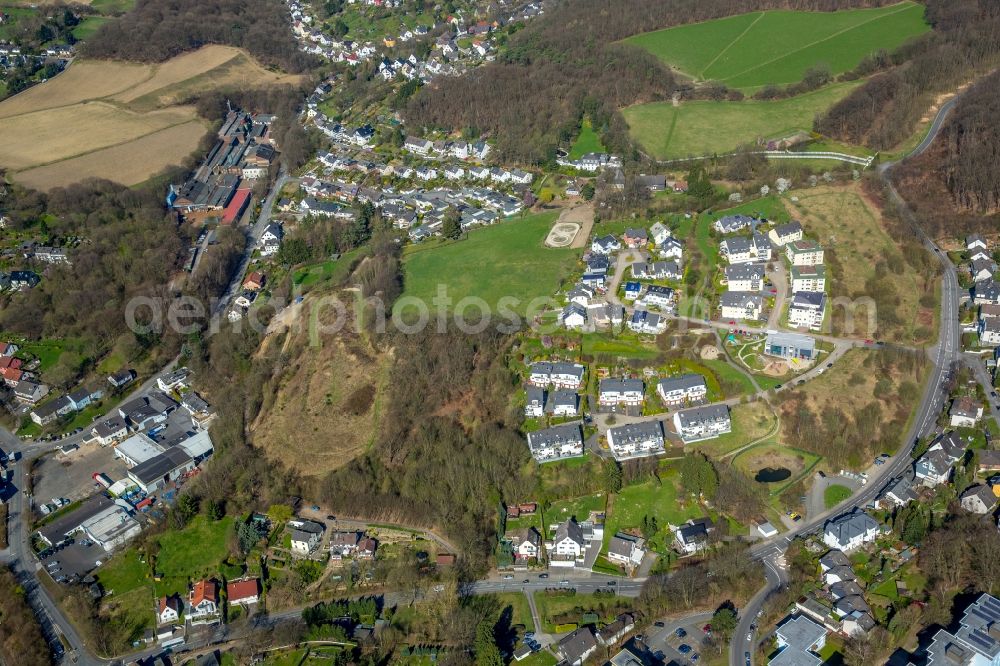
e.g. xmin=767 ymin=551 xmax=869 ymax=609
xmin=0 ymin=0 xmax=998 ymax=665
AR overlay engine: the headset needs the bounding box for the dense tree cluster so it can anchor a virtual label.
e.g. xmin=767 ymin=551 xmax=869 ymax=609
xmin=0 ymin=567 xmax=51 ymax=666
xmin=815 ymin=0 xmax=1000 ymax=149
xmin=934 ymin=69 xmax=1000 ymax=214
xmin=319 ymin=326 xmax=533 ymax=568
xmin=82 ymin=0 xmax=316 ymax=73
xmin=405 ymin=0 xmax=894 ymax=163
xmin=0 ymin=179 xmax=188 ymax=385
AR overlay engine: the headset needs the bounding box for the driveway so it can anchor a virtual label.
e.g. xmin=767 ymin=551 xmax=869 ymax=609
xmin=766 ymin=262 xmax=787 ymax=330
xmin=605 ymin=250 xmax=647 ymax=308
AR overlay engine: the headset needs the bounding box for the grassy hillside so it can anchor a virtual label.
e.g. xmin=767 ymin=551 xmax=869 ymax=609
xmin=623 ymin=2 xmax=929 ymax=90
xmin=623 ymin=81 xmax=860 ymax=159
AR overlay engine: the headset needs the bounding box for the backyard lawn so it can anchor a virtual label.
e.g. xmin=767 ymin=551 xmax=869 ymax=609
xmin=603 ymin=474 xmax=706 ymax=550
xmin=153 ymin=515 xmax=234 ymax=595
xmin=402 ymin=212 xmax=580 ymax=315
xmin=568 ymin=119 xmax=606 ymax=159
xmin=543 ymin=493 xmax=607 ymax=538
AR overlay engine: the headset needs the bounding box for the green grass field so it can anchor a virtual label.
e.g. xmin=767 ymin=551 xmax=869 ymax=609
xmin=89 ymin=0 xmax=137 ymax=14
xmin=153 ymin=515 xmax=234 ymax=596
xmin=604 ymin=475 xmax=705 ymax=546
xmin=824 ymin=483 xmax=853 ymax=509
xmin=402 ymin=212 xmax=580 ymax=315
xmin=486 ymin=593 xmax=536 ymax=631
xmin=623 ymin=2 xmax=929 ymax=89
xmin=568 ymin=119 xmax=606 ymax=159
xmin=623 ymin=81 xmax=861 ymax=159
xmin=544 ymin=493 xmax=606 ymax=538
xmin=72 ymin=16 xmax=113 ymax=40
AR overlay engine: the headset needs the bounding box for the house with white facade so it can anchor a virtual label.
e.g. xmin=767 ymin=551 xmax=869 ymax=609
xmin=673 ymin=404 xmax=731 ymax=442
xmin=598 ymin=378 xmax=644 ymax=406
xmin=915 ymin=431 xmax=966 ymax=486
xmin=786 ymin=240 xmax=824 ymax=266
xmin=822 ymin=511 xmax=878 ymax=551
xmin=788 ymin=292 xmax=827 ymax=330
xmin=949 ymin=396 xmax=983 ymax=428
xmin=526 ymin=424 xmax=584 ymax=463
xmin=720 ymin=292 xmax=764 ymax=321
xmin=791 ymin=265 xmax=827 ymax=293
xmin=768 ymin=221 xmax=804 ymax=247
xmin=606 ymin=421 xmax=665 ymax=460
xmin=656 ymin=374 xmax=708 ymax=406
xmin=725 ymin=263 xmax=765 ymax=292
xmin=607 ymin=533 xmax=645 ymax=568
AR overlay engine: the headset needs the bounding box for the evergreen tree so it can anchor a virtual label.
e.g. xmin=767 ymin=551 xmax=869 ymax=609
xmin=442 ymin=206 xmax=463 ymax=239
xmin=475 ymin=619 xmax=503 ymax=666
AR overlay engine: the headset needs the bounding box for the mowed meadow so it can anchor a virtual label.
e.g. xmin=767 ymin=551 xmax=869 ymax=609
xmin=619 ymin=2 xmax=928 ymax=159
xmin=401 ymin=212 xmax=581 ymax=314
xmin=623 ymin=1 xmax=929 ymax=90
xmin=623 ymin=81 xmax=861 ymax=159
xmin=0 ymin=45 xmax=302 ymax=190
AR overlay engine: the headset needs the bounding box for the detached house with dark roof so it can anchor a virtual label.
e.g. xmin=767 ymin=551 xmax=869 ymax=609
xmin=822 ymin=510 xmax=878 ymax=551
xmin=915 ymin=431 xmax=966 ymax=487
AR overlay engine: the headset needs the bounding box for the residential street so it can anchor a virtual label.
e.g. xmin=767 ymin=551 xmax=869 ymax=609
xmin=730 ymin=92 xmax=966 ymax=666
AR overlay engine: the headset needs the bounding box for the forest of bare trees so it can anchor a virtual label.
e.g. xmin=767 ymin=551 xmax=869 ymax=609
xmin=891 ymin=68 xmax=1000 ymax=237
xmin=405 ymin=0 xmax=896 ymax=163
xmin=815 ymin=0 xmax=1000 ymax=149
xmin=82 ymin=0 xmax=315 ymax=73
xmin=0 ymin=568 xmax=52 ymax=666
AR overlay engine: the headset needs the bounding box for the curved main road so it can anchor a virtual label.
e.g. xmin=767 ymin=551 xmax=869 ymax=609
xmin=729 ymin=92 xmax=966 ymax=666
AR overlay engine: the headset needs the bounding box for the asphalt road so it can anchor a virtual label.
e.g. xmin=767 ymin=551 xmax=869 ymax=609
xmin=0 ymin=171 xmax=291 ymax=666
xmin=0 ymin=89 xmax=973 ymax=666
xmin=728 ymin=90 xmax=966 ymax=666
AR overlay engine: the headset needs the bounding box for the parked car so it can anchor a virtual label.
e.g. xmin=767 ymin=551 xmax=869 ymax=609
xmin=675 ymin=628 xmax=686 ymax=637
xmin=679 ymin=644 xmax=692 ymax=654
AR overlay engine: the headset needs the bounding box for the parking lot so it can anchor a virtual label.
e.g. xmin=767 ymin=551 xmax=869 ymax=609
xmin=643 ymin=613 xmax=714 ymax=666
xmin=32 ymin=441 xmax=127 ymax=511
xmin=37 ymin=539 xmax=106 ymax=583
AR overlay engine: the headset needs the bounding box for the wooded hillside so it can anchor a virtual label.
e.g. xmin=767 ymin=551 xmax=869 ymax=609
xmin=0 ymin=180 xmax=187 ymax=385
xmin=0 ymin=567 xmax=52 ymax=666
xmin=815 ymin=0 xmax=1000 ymax=149
xmin=82 ymin=0 xmax=314 ymax=73
xmin=404 ymin=0 xmax=895 ymax=163
xmin=891 ymin=69 xmax=1000 ymax=238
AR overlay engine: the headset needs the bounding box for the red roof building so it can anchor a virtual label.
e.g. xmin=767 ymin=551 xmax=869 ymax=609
xmin=243 ymin=271 xmax=266 ymax=291
xmin=227 ymin=578 xmax=260 ymax=605
xmin=190 ymin=579 xmax=217 ymax=607
xmin=221 ymin=188 xmax=252 ymax=225
xmin=0 ymin=356 xmax=22 ymax=369
xmin=0 ymin=367 xmax=23 ymax=383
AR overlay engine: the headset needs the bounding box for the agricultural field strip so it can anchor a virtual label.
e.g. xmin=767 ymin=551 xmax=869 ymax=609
xmin=698 ymin=12 xmax=765 ymax=78
xmin=716 ymin=3 xmax=917 ymax=85
xmin=0 ymin=104 xmax=198 ymax=170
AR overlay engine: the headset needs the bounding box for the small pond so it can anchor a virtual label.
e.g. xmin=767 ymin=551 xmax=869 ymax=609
xmin=755 ymin=467 xmax=792 ymax=483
